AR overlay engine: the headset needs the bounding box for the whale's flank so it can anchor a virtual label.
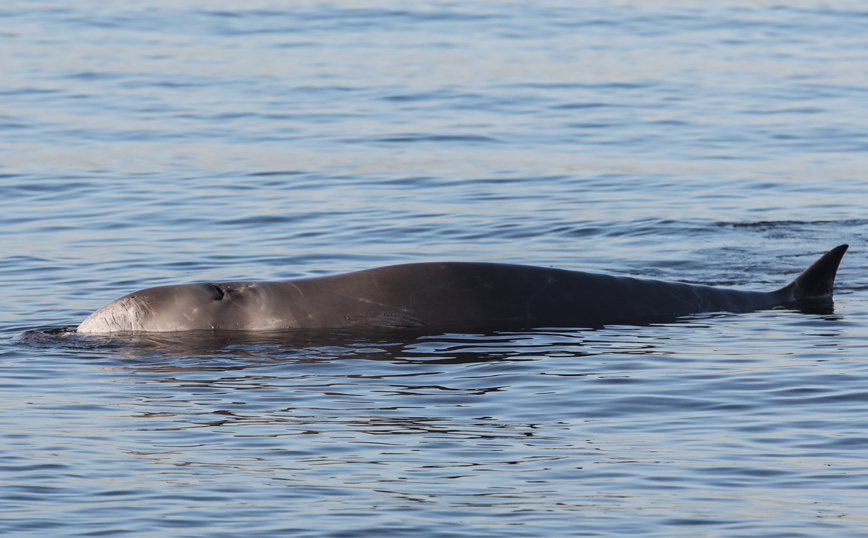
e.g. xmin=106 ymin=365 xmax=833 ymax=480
xmin=77 ymin=245 xmax=849 ymax=334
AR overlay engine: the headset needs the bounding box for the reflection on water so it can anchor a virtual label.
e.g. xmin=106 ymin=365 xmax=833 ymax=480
xmin=7 ymin=299 xmax=868 ymax=536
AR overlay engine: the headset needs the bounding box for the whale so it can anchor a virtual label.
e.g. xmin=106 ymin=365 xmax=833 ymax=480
xmin=77 ymin=245 xmax=848 ymax=334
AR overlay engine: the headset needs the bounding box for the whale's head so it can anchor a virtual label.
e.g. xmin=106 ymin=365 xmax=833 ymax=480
xmin=77 ymin=283 xmax=230 ymax=334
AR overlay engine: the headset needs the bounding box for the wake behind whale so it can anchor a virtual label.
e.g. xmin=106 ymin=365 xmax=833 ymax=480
xmin=77 ymin=245 xmax=848 ymax=334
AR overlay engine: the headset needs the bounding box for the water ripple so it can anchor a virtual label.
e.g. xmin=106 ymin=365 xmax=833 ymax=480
xmin=3 ymin=1 xmax=868 ymax=537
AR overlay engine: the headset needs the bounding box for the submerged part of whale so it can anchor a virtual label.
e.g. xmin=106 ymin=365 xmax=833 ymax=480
xmin=77 ymin=245 xmax=848 ymax=334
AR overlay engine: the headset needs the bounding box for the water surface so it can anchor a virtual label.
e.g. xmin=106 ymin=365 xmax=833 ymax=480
xmin=2 ymin=1 xmax=868 ymax=536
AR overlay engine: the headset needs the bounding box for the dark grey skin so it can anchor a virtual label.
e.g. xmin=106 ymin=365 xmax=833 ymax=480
xmin=77 ymin=245 xmax=848 ymax=334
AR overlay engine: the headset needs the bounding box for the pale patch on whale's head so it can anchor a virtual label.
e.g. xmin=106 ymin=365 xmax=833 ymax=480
xmin=77 ymin=296 xmax=154 ymax=334
xmin=76 ymin=283 xmax=277 ymax=334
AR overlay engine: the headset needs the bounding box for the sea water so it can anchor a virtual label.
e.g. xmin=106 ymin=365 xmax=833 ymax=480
xmin=2 ymin=2 xmax=868 ymax=536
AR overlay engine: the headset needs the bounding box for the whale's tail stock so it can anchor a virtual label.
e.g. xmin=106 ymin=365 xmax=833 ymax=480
xmin=779 ymin=244 xmax=848 ymax=301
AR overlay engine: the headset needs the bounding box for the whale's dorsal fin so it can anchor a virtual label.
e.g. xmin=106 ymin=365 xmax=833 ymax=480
xmin=781 ymin=244 xmax=848 ymax=300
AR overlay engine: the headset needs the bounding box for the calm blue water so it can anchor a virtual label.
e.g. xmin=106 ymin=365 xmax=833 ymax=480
xmin=3 ymin=1 xmax=868 ymax=536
